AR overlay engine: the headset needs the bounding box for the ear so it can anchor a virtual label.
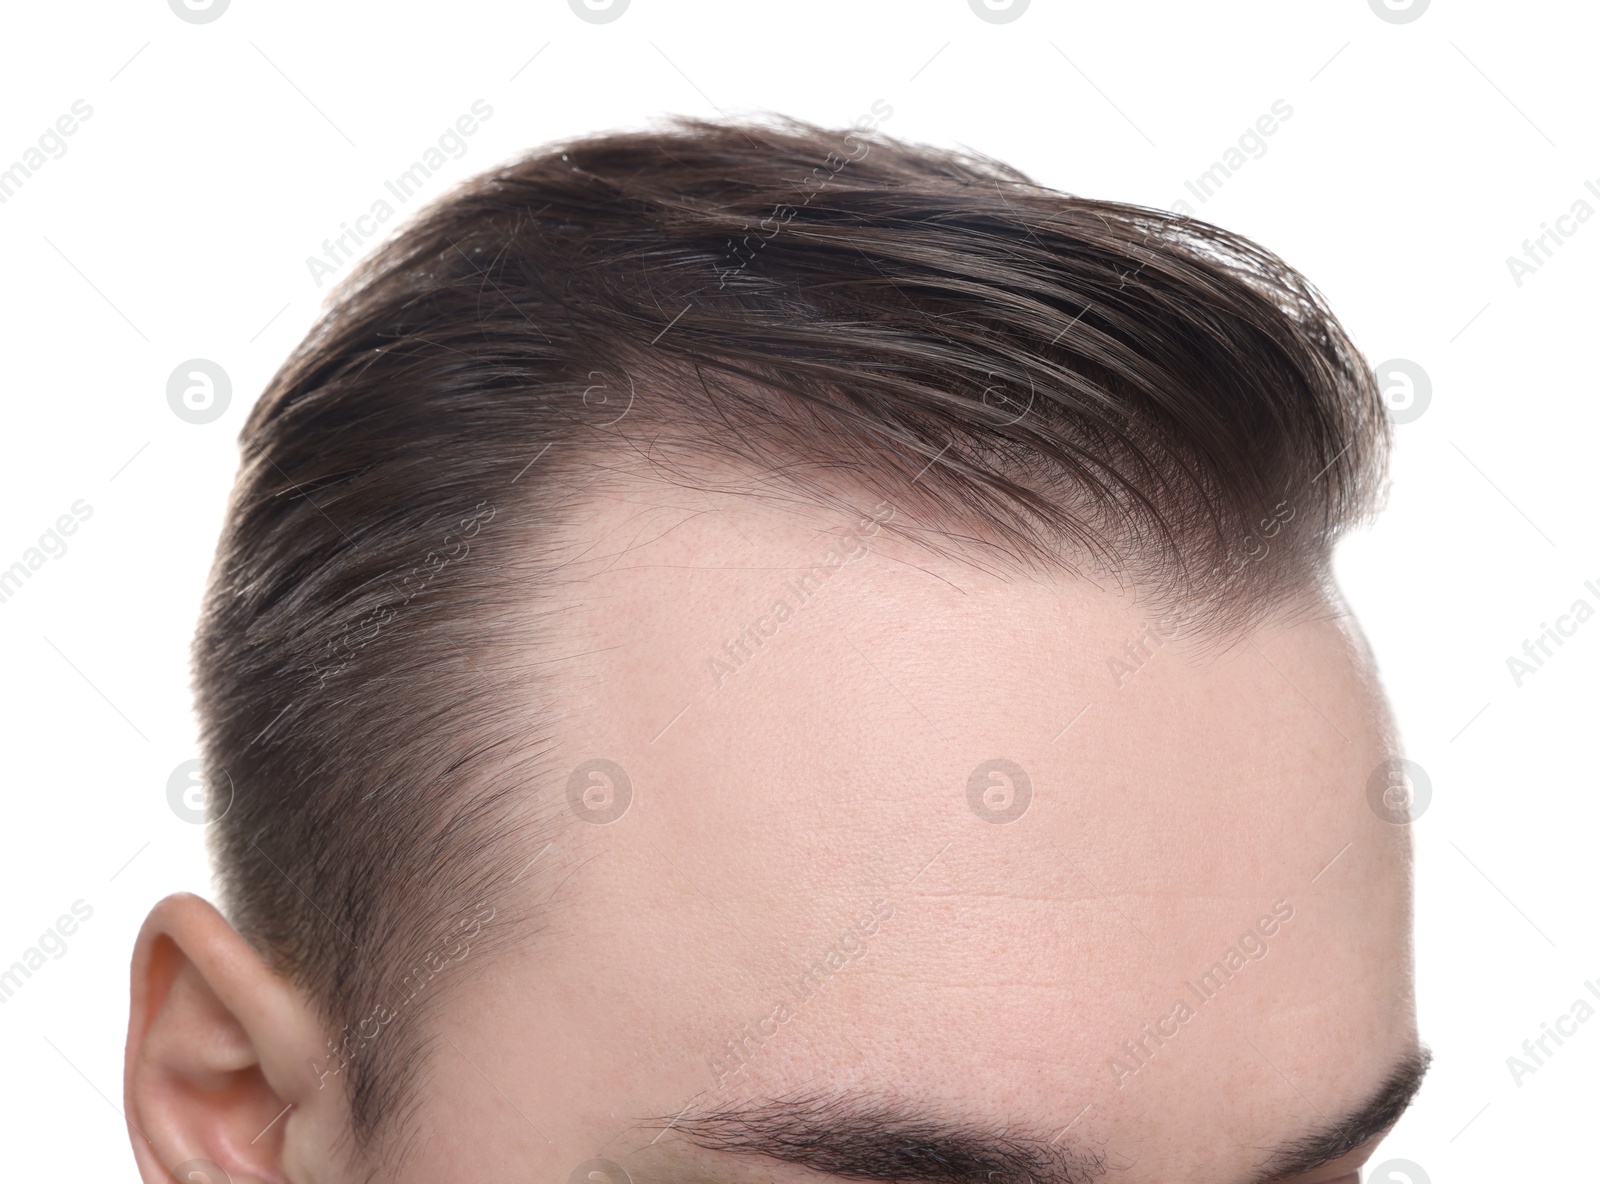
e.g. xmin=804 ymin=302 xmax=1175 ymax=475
xmin=123 ymin=893 xmax=347 ymax=1184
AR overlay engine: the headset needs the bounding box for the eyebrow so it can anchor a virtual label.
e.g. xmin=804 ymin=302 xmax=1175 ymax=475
xmin=651 ymin=1045 xmax=1431 ymax=1184
xmin=658 ymin=1091 xmax=1109 ymax=1184
xmin=1245 ymin=1045 xmax=1432 ymax=1183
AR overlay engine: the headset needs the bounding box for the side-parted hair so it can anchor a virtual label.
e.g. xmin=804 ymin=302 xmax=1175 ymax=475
xmin=194 ymin=114 xmax=1389 ymax=1154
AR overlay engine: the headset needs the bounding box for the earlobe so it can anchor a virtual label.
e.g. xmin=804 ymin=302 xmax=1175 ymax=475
xmin=123 ymin=893 xmax=345 ymax=1184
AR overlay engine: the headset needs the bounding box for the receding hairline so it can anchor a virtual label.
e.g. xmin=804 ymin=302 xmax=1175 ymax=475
xmin=194 ymin=112 xmax=1394 ymax=1159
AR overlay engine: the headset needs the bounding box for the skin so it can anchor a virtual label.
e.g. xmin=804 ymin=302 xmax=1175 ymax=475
xmin=125 ymin=478 xmax=1421 ymax=1184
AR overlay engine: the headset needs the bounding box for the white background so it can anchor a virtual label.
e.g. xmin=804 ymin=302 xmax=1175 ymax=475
xmin=0 ymin=0 xmax=1594 ymax=1178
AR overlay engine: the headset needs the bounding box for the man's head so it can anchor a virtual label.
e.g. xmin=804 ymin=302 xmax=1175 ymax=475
xmin=124 ymin=116 xmax=1421 ymax=1184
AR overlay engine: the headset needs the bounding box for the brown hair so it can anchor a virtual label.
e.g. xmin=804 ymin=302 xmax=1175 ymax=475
xmin=194 ymin=114 xmax=1389 ymax=1155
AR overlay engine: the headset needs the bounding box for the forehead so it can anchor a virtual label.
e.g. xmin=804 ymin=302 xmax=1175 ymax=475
xmin=420 ymin=485 xmax=1415 ymax=1182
